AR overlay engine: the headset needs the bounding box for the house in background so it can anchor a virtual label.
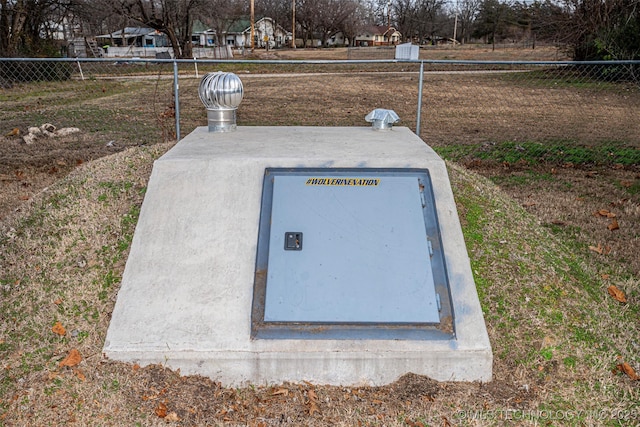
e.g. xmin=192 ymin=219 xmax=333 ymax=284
xmin=325 ymin=32 xmax=349 ymax=47
xmin=96 ymin=27 xmax=169 ymax=48
xmin=95 ymin=27 xmax=170 ymax=57
xmin=354 ymin=26 xmax=402 ymax=46
xmin=225 ymin=17 xmax=291 ymax=49
xmin=295 ymin=32 xmax=348 ymax=48
xmin=192 ymin=21 xmax=217 ymax=47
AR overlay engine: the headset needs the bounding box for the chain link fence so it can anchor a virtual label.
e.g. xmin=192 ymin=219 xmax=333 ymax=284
xmin=1 ymin=57 xmax=639 ymax=171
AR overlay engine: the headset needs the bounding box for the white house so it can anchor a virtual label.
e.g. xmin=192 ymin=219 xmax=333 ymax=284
xmin=225 ymin=17 xmax=291 ymax=49
xmin=355 ymin=26 xmax=402 ymax=46
xmin=96 ymin=27 xmax=169 ymax=49
xmin=92 ymin=28 xmax=171 ymax=57
xmin=326 ymin=32 xmax=349 ymax=46
xmin=191 ymin=21 xmax=217 ymax=47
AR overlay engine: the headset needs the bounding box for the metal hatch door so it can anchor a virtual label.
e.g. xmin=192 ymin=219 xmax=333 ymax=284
xmin=258 ymin=169 xmax=441 ymax=325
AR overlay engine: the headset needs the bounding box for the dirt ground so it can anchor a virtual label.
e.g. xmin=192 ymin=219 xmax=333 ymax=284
xmin=0 ymin=132 xmax=122 ymax=222
xmin=1 ymin=46 xmax=639 ymax=426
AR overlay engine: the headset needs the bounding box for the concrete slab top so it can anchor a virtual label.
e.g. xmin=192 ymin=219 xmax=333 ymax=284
xmin=103 ymin=125 xmax=492 ymax=386
xmin=160 ymin=126 xmax=442 ymax=164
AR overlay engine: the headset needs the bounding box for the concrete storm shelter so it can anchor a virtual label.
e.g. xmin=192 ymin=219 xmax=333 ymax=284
xmin=103 ymin=72 xmax=492 ymax=386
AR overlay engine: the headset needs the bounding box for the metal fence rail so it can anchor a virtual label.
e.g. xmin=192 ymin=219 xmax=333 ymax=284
xmin=1 ymin=57 xmax=638 ymax=168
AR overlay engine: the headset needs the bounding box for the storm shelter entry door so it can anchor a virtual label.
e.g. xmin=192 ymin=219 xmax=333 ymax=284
xmin=261 ymin=169 xmax=441 ymax=325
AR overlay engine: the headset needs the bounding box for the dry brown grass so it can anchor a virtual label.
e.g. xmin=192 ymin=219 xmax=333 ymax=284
xmin=1 ymin=47 xmax=639 ymax=425
xmin=272 ymin=45 xmax=570 ymax=62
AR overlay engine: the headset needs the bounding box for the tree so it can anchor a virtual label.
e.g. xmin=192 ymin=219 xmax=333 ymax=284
xmin=69 ymin=0 xmax=126 ymax=37
xmin=317 ymin=0 xmax=360 ymax=46
xmin=390 ymin=0 xmax=446 ymax=44
xmin=457 ymin=0 xmax=481 ymax=44
xmin=0 ymin=0 xmax=75 ymax=57
xmin=198 ymin=0 xmax=245 ymax=47
xmin=565 ymin=0 xmax=640 ymax=60
xmin=393 ymin=0 xmax=419 ymax=42
xmin=534 ymin=0 xmax=571 ymax=44
xmin=295 ymin=0 xmax=360 ymax=47
xmin=364 ymin=0 xmax=391 ymax=26
xmin=472 ymin=0 xmax=513 ymax=49
xmin=294 ymin=0 xmax=317 ymax=46
xmin=111 ymin=0 xmax=204 ymax=58
xmin=339 ymin=1 xmax=369 ymax=46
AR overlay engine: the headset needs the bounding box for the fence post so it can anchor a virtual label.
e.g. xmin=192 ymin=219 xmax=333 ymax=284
xmin=173 ymin=61 xmax=181 ymax=141
xmin=76 ymin=59 xmax=85 ymax=81
xmin=416 ymin=61 xmax=424 ymax=136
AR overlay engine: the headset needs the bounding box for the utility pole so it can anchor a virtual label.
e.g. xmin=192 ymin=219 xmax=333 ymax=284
xmin=291 ymin=0 xmax=296 ymax=48
xmin=387 ymin=0 xmax=391 ymax=44
xmin=455 ymin=0 xmax=461 ymax=45
xmin=453 ymin=11 xmax=458 ymax=45
xmin=250 ymin=0 xmax=255 ymax=51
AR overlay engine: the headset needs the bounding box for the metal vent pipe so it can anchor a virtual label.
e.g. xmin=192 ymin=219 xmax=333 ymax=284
xmin=198 ymin=72 xmax=244 ymax=132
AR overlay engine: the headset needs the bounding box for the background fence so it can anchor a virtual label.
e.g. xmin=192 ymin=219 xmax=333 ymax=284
xmin=1 ymin=57 xmax=639 ymax=170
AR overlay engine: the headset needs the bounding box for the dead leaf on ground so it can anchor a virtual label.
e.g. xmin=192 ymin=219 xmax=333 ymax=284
xmin=53 ymin=298 xmax=63 ymax=305
xmin=608 ymin=219 xmax=620 ymax=231
xmin=165 ymin=412 xmax=180 ymax=421
xmin=308 ymin=401 xmax=320 ymax=416
xmin=59 ymin=349 xmax=82 ymax=367
xmin=143 ymin=387 xmax=167 ymax=401
xmin=589 ymin=243 xmax=611 ymax=255
xmin=155 ymin=402 xmax=168 ymax=418
xmin=594 ymin=209 xmax=616 ymax=218
xmin=616 ymin=362 xmax=640 ymax=381
xmin=620 ymin=180 xmax=633 ymax=188
xmin=73 ymin=368 xmax=86 ymax=381
xmin=307 ymin=388 xmax=320 ymax=415
xmin=271 ymin=388 xmax=289 ymax=397
xmin=51 ymin=321 xmax=66 ymax=336
xmin=607 ymin=285 xmax=627 ymax=303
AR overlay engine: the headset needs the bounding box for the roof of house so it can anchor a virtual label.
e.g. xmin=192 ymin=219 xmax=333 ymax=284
xmin=226 ymin=19 xmax=251 ymax=34
xmin=225 ymin=17 xmax=290 ymax=35
xmin=360 ymin=25 xmax=401 ymax=37
xmin=192 ymin=20 xmax=210 ymax=34
xmin=96 ymin=27 xmax=159 ymax=39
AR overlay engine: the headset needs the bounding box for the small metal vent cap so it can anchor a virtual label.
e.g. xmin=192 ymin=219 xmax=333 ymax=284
xmin=365 ymin=109 xmax=400 ymax=130
xmin=199 ymin=72 xmax=244 ymax=132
